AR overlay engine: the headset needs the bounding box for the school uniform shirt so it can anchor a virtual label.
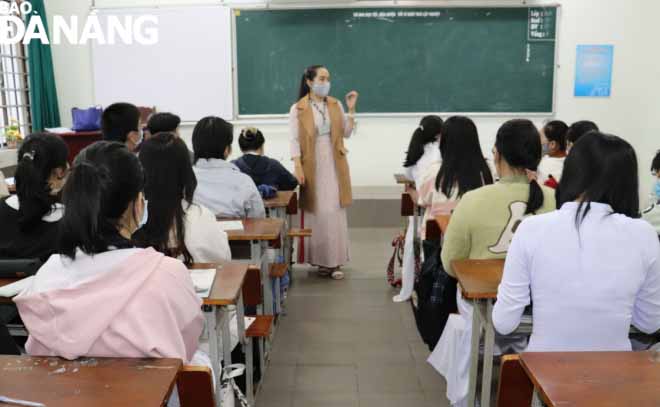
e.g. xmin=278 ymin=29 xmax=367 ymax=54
xmin=417 ymin=162 xmax=459 ymax=240
xmin=642 ymin=202 xmax=660 ymax=236
xmin=537 ymin=154 xmax=566 ymax=185
xmin=15 ymin=247 xmax=204 ymax=362
xmin=404 ymin=141 xmax=440 ymax=187
xmin=233 ymin=153 xmax=299 ymax=191
xmin=493 ymin=202 xmax=660 ymax=351
xmin=193 ymin=158 xmax=266 ymax=218
xmin=0 ymin=195 xmax=63 ymax=261
xmin=181 ymin=201 xmax=232 ymax=262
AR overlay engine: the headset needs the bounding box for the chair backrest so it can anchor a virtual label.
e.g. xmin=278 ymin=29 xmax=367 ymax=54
xmin=497 ymin=354 xmax=534 ymax=407
xmin=177 ymin=365 xmax=215 ymax=407
xmin=0 ymin=258 xmax=42 ymax=278
xmin=242 ymin=266 xmax=262 ymax=307
xmin=401 ymin=193 xmax=414 ymax=216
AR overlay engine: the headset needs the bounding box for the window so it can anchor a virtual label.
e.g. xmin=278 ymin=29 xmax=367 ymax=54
xmin=0 ymin=0 xmax=31 ymax=142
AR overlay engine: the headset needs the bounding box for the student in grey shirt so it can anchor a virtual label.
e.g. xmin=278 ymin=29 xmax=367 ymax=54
xmin=192 ymin=116 xmax=265 ymax=219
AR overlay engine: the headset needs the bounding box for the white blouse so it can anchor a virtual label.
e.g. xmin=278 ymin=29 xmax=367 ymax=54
xmin=289 ymin=99 xmax=354 ymax=158
xmin=182 ymin=201 xmax=232 ymax=263
xmin=493 ymin=202 xmax=660 ymax=352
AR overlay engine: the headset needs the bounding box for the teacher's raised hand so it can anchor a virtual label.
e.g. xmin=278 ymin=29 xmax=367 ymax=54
xmin=345 ymin=91 xmax=359 ymax=111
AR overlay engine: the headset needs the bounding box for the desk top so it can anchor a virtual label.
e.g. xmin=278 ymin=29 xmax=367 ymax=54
xmin=394 ymin=173 xmax=415 ymax=185
xmin=452 ymin=259 xmax=504 ymax=299
xmin=0 ymin=355 xmax=181 ymax=407
xmin=56 ymin=130 xmax=103 ymax=137
xmin=521 ymin=351 xmax=660 ymax=407
xmin=264 ymin=190 xmax=296 ymax=209
xmin=190 ymin=262 xmax=248 ymax=306
xmin=225 ymin=218 xmax=283 ymax=241
xmin=435 ymin=215 xmax=450 ymax=234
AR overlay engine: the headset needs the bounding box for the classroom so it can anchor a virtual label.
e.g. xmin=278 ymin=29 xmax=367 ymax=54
xmin=0 ymin=0 xmax=659 ymax=406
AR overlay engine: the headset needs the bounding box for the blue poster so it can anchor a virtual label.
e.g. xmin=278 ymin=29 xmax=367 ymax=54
xmin=574 ymin=45 xmax=614 ymax=97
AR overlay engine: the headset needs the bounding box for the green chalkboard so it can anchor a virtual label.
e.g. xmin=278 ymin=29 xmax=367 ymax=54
xmin=235 ymin=7 xmax=557 ymax=115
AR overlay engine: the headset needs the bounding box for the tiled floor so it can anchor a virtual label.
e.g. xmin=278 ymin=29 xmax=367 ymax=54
xmin=257 ymin=228 xmax=451 ymax=407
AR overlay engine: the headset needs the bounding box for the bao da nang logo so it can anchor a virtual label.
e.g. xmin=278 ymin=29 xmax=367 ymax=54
xmin=0 ymin=1 xmax=158 ymax=45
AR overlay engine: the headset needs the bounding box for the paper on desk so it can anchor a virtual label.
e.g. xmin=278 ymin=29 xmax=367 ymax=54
xmin=45 ymin=127 xmax=73 ymax=134
xmin=190 ymin=269 xmax=216 ymax=298
xmin=0 ymin=276 xmax=34 ymax=298
xmin=217 ymin=220 xmax=244 ymax=231
xmin=4 ymin=177 xmax=14 ymax=186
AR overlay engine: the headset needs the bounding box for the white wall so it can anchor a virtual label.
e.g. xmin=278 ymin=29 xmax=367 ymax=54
xmin=46 ymin=0 xmax=660 ymax=201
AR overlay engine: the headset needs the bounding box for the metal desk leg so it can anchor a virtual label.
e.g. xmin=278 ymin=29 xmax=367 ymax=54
xmin=480 ymin=300 xmax=495 ymax=407
xmin=252 ymin=240 xmax=273 ymax=316
xmin=236 ymin=294 xmax=246 ymax=344
xmin=468 ymin=299 xmax=483 ymax=407
xmin=203 ymin=304 xmax=221 ymax=407
xmin=246 ymin=338 xmax=254 ymax=406
xmin=220 ymin=306 xmax=232 ymax=367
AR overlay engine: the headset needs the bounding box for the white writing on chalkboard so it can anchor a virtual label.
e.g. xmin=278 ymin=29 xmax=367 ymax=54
xmin=528 ymin=8 xmax=555 ymax=40
xmin=353 ymin=10 xmax=443 ymax=19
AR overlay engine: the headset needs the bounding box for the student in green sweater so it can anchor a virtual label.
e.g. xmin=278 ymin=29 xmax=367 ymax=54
xmin=428 ymin=119 xmax=556 ymax=407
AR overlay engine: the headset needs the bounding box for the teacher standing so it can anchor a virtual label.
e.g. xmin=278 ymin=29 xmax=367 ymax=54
xmin=289 ymin=65 xmax=359 ymax=280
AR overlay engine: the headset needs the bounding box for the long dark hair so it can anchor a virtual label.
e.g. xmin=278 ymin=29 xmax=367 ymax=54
xmin=192 ymin=116 xmax=234 ymax=164
xmin=134 ymin=132 xmax=196 ymax=265
xmin=15 ymin=133 xmax=68 ymax=231
xmin=542 ymin=120 xmax=568 ymax=152
xmin=403 ymin=116 xmax=443 ymax=167
xmin=559 ymin=132 xmax=639 ymax=225
xmin=298 ymin=65 xmax=325 ymax=99
xmin=58 ymin=141 xmax=144 ymax=259
xmin=435 ymin=116 xmax=493 ymax=196
xmin=495 ymin=119 xmax=544 ymax=215
xmin=566 ymin=120 xmax=598 ymax=145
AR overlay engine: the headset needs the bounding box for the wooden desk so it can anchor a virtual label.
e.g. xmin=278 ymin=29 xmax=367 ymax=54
xmin=0 ymin=355 xmax=181 ymax=407
xmin=225 ymin=218 xmax=283 ymax=242
xmin=425 ymin=214 xmax=451 ymax=241
xmin=191 ymin=262 xmax=248 ymax=307
xmin=394 ymin=173 xmax=415 ymax=186
xmin=264 ymin=190 xmax=296 ymax=212
xmin=56 ymin=131 xmax=103 ymax=163
xmin=521 ymin=351 xmax=660 ymax=407
xmin=452 ymin=258 xmax=505 ymax=407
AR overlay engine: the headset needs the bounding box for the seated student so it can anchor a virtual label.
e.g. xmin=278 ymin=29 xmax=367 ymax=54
xmin=192 ymin=116 xmax=265 ymax=218
xmin=133 ymin=132 xmax=231 ymax=264
xmin=233 ymin=127 xmax=299 ymax=192
xmin=15 ymin=141 xmax=204 ymax=365
xmin=537 ymin=120 xmax=568 ymax=188
xmin=566 ymin=120 xmax=598 ymax=153
xmin=393 ymin=116 xmax=443 ymax=302
xmin=428 ymin=119 xmax=556 ymax=407
xmin=493 ymin=132 xmax=660 ymax=354
xmin=0 ymin=133 xmax=68 ymax=261
xmin=642 ymin=150 xmax=660 ymax=237
xmin=146 ymin=112 xmax=181 ymax=138
xmin=101 ymin=102 xmax=142 ymax=152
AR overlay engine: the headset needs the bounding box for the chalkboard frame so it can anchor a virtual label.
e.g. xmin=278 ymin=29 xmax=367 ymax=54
xmin=230 ymin=2 xmax=561 ymax=119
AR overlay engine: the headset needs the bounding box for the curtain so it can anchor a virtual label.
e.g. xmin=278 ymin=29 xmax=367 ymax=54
xmin=26 ymin=0 xmax=61 ymax=131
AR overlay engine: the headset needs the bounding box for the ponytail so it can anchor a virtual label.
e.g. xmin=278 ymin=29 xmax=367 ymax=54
xmin=404 ymin=115 xmax=443 ymax=168
xmin=298 ymin=65 xmax=324 ymax=100
xmin=526 ymin=179 xmax=544 ymax=215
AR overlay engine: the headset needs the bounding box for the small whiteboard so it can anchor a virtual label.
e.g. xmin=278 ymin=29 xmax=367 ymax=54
xmin=91 ymin=6 xmax=234 ymax=122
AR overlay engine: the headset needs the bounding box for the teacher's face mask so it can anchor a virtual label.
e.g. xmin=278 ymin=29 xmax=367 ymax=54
xmin=312 ymin=82 xmax=331 ymax=98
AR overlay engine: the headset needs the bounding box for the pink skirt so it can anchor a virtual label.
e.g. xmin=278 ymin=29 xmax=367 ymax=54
xmin=304 ymin=136 xmax=350 ymax=268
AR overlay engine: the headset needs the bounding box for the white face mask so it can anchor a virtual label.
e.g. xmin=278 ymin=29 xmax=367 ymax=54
xmin=311 ymin=81 xmax=331 ymax=98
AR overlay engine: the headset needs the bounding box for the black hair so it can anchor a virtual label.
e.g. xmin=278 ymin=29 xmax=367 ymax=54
xmin=134 ymin=132 xmax=196 ymax=265
xmin=192 ymin=116 xmax=234 ymax=164
xmin=495 ymin=119 xmax=544 ymax=215
xmin=147 ymin=112 xmax=181 ymax=135
xmin=15 ymin=133 xmax=68 ymax=231
xmin=58 ymin=141 xmax=144 ymax=260
xmin=543 ymin=120 xmax=569 ymax=152
xmin=403 ymin=116 xmax=443 ymax=167
xmin=298 ymin=65 xmax=325 ymax=99
xmin=559 ymin=132 xmax=639 ymax=225
xmin=566 ymin=120 xmax=599 ymax=145
xmin=651 ymin=150 xmax=660 ymax=173
xmin=435 ymin=116 xmax=493 ymax=196
xmin=238 ymin=127 xmax=265 ymax=152
xmin=101 ymin=102 xmax=140 ymax=143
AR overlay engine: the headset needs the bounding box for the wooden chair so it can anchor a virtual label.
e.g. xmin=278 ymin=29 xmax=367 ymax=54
xmin=177 ymin=365 xmax=215 ymax=407
xmin=269 ymin=263 xmax=288 ymax=315
xmin=401 ymin=192 xmax=415 ymax=216
xmin=496 ymin=354 xmax=534 ymax=407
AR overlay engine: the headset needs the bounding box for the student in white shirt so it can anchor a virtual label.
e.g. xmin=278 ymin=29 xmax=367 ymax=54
xmin=537 ymin=120 xmax=568 ymax=187
xmin=493 ymin=131 xmax=660 ymax=352
xmin=133 ymin=132 xmax=231 ymax=264
xmin=394 ymin=115 xmax=443 ymax=302
xmin=192 ymin=116 xmax=265 ymax=219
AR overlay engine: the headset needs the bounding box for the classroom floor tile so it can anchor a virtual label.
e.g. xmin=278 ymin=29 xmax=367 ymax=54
xmin=256 ymin=228 xmax=451 ymax=407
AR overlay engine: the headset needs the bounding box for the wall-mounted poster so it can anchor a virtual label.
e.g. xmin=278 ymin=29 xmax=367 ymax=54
xmin=574 ymin=45 xmax=614 ymax=97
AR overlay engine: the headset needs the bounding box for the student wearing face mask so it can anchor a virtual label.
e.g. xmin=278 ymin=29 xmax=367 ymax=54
xmin=101 ymin=102 xmax=143 ymax=153
xmin=537 ymin=120 xmax=568 ymax=188
xmin=0 ymin=133 xmax=69 ymax=261
xmin=289 ymin=65 xmax=359 ymax=280
xmin=642 ymin=150 xmax=660 ymax=237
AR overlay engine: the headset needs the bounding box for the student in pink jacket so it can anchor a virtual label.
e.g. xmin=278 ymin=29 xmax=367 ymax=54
xmin=15 ymin=141 xmax=204 ymax=364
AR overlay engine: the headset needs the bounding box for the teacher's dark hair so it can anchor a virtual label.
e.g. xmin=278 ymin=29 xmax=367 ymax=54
xmin=495 ymin=119 xmax=544 ymax=215
xmin=15 ymin=133 xmax=68 ymax=231
xmin=58 ymin=141 xmax=144 ymax=260
xmin=559 ymin=132 xmax=639 ymax=226
xmin=298 ymin=65 xmax=325 ymax=99
xmin=543 ymin=120 xmax=568 ymax=152
xmin=403 ymin=115 xmax=443 ymax=168
xmin=192 ymin=116 xmax=234 ymax=164
xmin=436 ymin=116 xmax=493 ymax=197
xmin=134 ymin=132 xmax=196 ymax=265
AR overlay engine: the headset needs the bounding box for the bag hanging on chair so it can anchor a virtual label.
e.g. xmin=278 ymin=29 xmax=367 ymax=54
xmin=220 ymin=364 xmax=249 ymax=407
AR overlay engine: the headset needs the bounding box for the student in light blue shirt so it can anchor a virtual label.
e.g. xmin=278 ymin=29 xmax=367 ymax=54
xmin=192 ymin=116 xmax=265 ymax=219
